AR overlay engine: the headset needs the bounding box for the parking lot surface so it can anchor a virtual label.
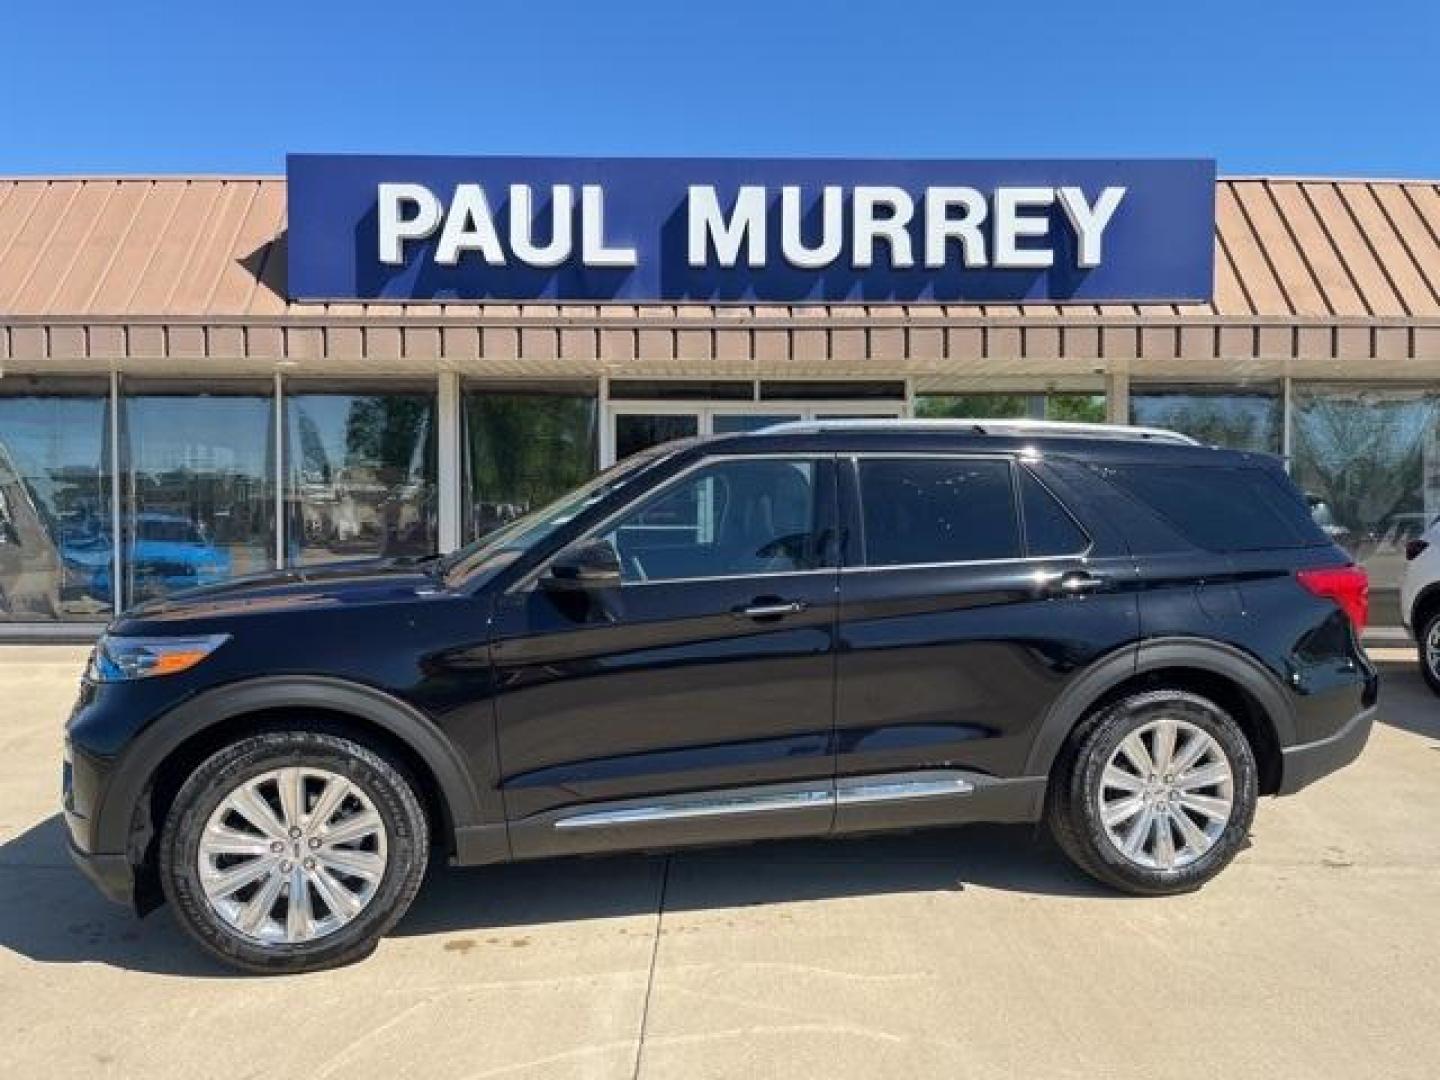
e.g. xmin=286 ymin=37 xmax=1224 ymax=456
xmin=2 ymin=644 xmax=1437 ymax=1079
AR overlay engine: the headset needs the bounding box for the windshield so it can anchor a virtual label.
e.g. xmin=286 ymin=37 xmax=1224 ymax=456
xmin=440 ymin=452 xmax=661 ymax=584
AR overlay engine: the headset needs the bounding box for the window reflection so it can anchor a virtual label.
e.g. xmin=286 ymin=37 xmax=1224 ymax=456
xmin=464 ymin=386 xmax=597 ymax=541
xmin=0 ymin=380 xmax=112 ymax=621
xmin=122 ymin=385 xmax=274 ymax=604
xmin=1291 ymin=384 xmax=1439 ymax=626
xmin=1130 ymin=384 xmax=1282 ymax=452
xmin=285 ymin=386 xmax=438 ymax=564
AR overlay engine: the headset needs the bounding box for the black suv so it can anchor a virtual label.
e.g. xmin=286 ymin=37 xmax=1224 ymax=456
xmin=64 ymin=420 xmax=1378 ymax=973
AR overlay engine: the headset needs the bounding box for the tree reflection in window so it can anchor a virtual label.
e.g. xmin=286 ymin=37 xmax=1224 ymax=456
xmin=1129 ymin=385 xmax=1282 ymax=453
xmin=463 ymin=389 xmax=597 ymax=542
xmin=285 ymin=388 xmax=438 ymax=565
xmin=1291 ymin=385 xmax=1439 ymax=625
xmin=916 ymin=392 xmax=1105 ymax=423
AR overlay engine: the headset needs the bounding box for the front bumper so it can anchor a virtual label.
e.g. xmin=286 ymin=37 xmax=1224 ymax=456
xmin=67 ymin=838 xmax=135 ymax=907
xmin=64 ymin=739 xmax=136 ymax=908
xmin=1278 ymin=704 xmax=1377 ymax=795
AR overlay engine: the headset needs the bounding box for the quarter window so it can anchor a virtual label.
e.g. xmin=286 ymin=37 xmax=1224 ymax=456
xmin=858 ymin=457 xmax=1021 ymax=566
xmin=1101 ymin=464 xmax=1325 ymax=552
xmin=1019 ymin=468 xmax=1089 ymax=556
xmin=603 ymin=458 xmax=823 ymax=583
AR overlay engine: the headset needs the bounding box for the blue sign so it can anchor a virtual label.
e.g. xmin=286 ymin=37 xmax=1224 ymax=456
xmin=286 ymin=154 xmax=1215 ymax=304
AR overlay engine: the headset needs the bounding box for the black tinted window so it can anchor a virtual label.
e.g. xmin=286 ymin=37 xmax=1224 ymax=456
xmin=1101 ymin=464 xmax=1326 ymax=552
xmin=1020 ymin=469 xmax=1089 ymax=555
xmin=859 ymin=458 xmax=1020 ymax=566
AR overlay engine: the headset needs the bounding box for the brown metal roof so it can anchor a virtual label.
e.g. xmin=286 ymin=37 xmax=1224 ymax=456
xmin=2 ymin=175 xmax=1439 ymax=375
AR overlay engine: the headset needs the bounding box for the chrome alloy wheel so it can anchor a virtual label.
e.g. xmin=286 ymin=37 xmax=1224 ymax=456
xmin=1097 ymin=717 xmax=1235 ymax=871
xmin=1425 ymin=619 xmax=1440 ymax=680
xmin=198 ymin=767 xmax=388 ymax=945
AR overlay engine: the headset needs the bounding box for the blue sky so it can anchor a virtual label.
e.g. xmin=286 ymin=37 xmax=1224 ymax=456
xmin=2 ymin=1 xmax=1437 ymax=177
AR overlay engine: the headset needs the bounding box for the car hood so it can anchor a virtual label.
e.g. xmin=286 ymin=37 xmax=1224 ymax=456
xmin=114 ymin=556 xmax=449 ymax=626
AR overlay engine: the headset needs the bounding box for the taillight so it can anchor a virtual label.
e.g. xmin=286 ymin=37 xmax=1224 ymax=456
xmin=1405 ymin=539 xmax=1429 ymax=561
xmin=1296 ymin=565 xmax=1369 ymax=633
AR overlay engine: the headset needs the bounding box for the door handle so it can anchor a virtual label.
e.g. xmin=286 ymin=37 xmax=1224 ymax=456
xmin=1056 ymin=571 xmax=1103 ymax=595
xmin=1039 ymin=570 xmax=1105 ymax=596
xmin=733 ymin=599 xmax=807 ymax=619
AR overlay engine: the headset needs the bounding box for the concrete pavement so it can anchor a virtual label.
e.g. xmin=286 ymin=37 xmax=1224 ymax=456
xmin=2 ymin=645 xmax=1437 ymax=1079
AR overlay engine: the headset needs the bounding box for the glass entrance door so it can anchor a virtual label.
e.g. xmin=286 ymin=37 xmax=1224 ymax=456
xmin=612 ymin=409 xmax=701 ymax=463
xmin=605 ymin=402 xmax=903 ymax=465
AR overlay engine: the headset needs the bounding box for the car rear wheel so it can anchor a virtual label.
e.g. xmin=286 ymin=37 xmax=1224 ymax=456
xmin=1418 ymin=610 xmax=1440 ymax=696
xmin=159 ymin=730 xmax=429 ymax=974
xmin=1046 ymin=689 xmax=1258 ymax=895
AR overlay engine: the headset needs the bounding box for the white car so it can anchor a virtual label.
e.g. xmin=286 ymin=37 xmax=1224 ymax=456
xmin=1399 ymin=518 xmax=1440 ymax=692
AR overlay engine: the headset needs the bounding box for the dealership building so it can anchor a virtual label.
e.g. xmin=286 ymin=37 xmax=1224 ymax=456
xmin=2 ymin=156 xmax=1440 ymax=634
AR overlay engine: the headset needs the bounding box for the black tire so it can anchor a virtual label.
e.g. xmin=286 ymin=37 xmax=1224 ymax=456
xmin=159 ymin=730 xmax=430 ymax=974
xmin=1046 ymin=689 xmax=1258 ymax=895
xmin=1418 ymin=609 xmax=1440 ymax=696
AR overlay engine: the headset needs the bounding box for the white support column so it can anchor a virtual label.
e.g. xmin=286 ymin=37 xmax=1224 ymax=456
xmin=1105 ymin=370 xmax=1130 ymax=425
xmin=109 ymin=369 xmax=122 ymax=616
xmin=437 ymin=371 xmax=462 ymax=552
xmin=273 ymin=371 xmax=286 ymax=568
xmin=1282 ymin=376 xmax=1294 ymax=468
xmin=598 ymin=376 xmax=613 ymax=467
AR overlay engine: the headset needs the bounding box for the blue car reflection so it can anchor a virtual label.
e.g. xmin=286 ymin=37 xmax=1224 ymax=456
xmin=63 ymin=512 xmax=231 ymax=603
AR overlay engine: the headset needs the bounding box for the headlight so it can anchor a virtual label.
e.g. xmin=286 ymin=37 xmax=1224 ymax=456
xmin=88 ymin=634 xmax=230 ymax=681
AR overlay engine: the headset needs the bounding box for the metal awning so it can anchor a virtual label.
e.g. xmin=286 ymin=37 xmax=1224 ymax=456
xmin=2 ymin=175 xmax=1439 ymax=379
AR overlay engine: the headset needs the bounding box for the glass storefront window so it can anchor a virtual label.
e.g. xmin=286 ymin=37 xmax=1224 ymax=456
xmin=916 ymin=392 xmax=1105 ymax=422
xmin=286 ymin=384 xmax=438 ymax=564
xmin=1291 ymin=384 xmax=1439 ymax=627
xmin=1130 ymin=383 xmax=1282 ymax=452
xmin=3 ymin=369 xmax=1425 ymax=634
xmin=0 ymin=379 xmax=113 ymax=621
xmin=463 ymin=384 xmax=597 ymax=541
xmin=121 ymin=382 xmax=275 ymax=605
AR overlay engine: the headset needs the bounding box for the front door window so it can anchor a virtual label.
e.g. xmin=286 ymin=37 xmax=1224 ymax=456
xmin=602 ymin=458 xmax=825 ymax=583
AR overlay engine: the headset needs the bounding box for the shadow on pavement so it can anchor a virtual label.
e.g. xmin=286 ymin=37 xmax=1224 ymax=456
xmin=1373 ymin=663 xmax=1440 ymax=741
xmin=0 ymin=815 xmax=1106 ymax=975
xmin=395 ymin=823 xmax=1114 ymax=939
xmin=0 ymin=816 xmax=234 ymax=978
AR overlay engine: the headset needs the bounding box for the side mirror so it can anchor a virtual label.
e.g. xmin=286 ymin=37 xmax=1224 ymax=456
xmin=542 ymin=538 xmax=622 ymax=592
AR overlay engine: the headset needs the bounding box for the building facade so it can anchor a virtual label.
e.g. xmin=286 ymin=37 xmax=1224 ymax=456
xmin=2 ymin=165 xmax=1440 ymax=633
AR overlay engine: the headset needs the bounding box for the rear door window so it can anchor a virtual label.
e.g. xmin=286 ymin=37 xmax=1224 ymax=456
xmin=1099 ymin=464 xmax=1327 ymax=551
xmin=858 ymin=457 xmax=1021 ymax=566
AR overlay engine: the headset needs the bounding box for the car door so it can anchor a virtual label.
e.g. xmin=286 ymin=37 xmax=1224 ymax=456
xmin=832 ymin=451 xmax=1140 ymax=833
xmin=491 ymin=453 xmax=840 ymax=859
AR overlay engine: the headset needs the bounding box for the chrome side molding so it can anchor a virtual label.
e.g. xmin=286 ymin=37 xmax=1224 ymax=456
xmin=553 ymin=788 xmax=830 ymax=830
xmin=551 ymin=771 xmax=978 ymax=831
xmin=836 ymin=773 xmax=975 ymax=805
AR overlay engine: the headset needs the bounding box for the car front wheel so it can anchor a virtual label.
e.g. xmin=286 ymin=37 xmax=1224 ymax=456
xmin=159 ymin=730 xmax=429 ymax=974
xmin=1046 ymin=689 xmax=1258 ymax=895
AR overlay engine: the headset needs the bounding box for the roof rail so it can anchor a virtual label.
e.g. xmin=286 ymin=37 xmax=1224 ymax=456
xmin=757 ymin=418 xmax=1200 ymax=445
